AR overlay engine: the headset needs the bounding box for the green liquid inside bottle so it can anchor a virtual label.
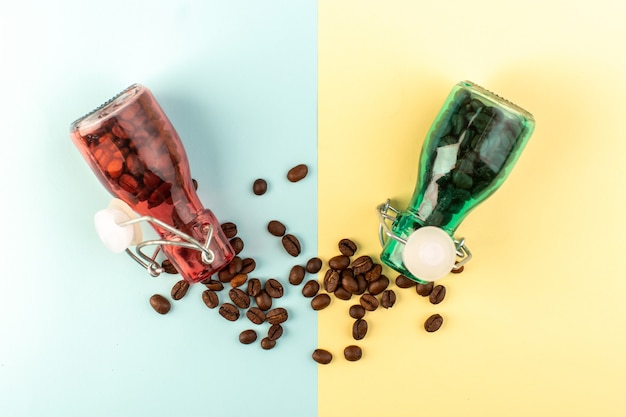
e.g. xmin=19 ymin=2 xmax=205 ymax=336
xmin=379 ymin=81 xmax=535 ymax=283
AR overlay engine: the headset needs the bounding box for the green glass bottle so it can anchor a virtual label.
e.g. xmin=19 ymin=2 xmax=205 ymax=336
xmin=378 ymin=81 xmax=535 ymax=283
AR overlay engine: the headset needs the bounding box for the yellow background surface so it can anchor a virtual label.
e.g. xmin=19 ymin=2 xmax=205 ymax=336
xmin=318 ymin=1 xmax=626 ymax=416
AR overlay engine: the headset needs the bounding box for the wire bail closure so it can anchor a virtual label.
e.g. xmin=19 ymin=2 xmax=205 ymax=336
xmin=117 ymin=215 xmax=215 ymax=277
xmin=376 ymin=199 xmax=471 ymax=271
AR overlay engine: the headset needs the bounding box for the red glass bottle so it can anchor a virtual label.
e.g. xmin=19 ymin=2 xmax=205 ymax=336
xmin=70 ymin=84 xmax=235 ymax=283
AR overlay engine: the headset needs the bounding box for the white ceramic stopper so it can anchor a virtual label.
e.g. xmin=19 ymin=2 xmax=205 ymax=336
xmin=93 ymin=199 xmax=142 ymax=252
xmin=402 ymin=226 xmax=456 ymax=282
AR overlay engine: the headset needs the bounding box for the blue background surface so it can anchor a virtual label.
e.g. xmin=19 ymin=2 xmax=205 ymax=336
xmin=0 ymin=1 xmax=318 ymax=416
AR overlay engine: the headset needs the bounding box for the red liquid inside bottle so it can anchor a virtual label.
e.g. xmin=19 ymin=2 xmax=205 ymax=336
xmin=70 ymin=84 xmax=235 ymax=283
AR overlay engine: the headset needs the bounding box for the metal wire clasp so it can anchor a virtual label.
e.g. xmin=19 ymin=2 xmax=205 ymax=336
xmin=376 ymin=199 xmax=472 ymax=270
xmin=117 ymin=216 xmax=215 ymax=277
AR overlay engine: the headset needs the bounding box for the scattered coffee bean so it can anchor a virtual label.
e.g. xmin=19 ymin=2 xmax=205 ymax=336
xmin=219 ymin=303 xmax=240 ymax=321
xmin=341 ymin=271 xmax=359 ymax=294
xmin=302 ymin=280 xmax=320 ymax=298
xmin=267 ymin=220 xmax=286 ymax=237
xmin=218 ymin=268 xmax=235 ymax=283
xmin=287 ymin=163 xmax=308 ymax=182
xmin=240 ymin=258 xmax=256 ymax=274
xmin=329 ymin=255 xmax=350 ymax=270
xmin=221 ymin=222 xmax=238 ymax=239
xmin=333 ymin=287 xmax=353 ymax=300
xmin=323 ymin=269 xmax=340 ymax=293
xmin=261 ymin=337 xmax=276 ymax=350
xmin=268 ymin=324 xmax=284 ymax=341
xmin=230 ymin=273 xmax=248 ymax=289
xmin=246 ymin=307 xmax=266 ymax=325
xmin=252 ymin=178 xmax=267 ymax=195
xmin=228 ymin=256 xmax=243 ymax=275
xmin=359 ymin=294 xmax=379 ymax=311
xmin=338 ymin=238 xmax=357 ymax=257
xmin=192 ymin=178 xmax=198 ymax=190
xmin=305 ymin=257 xmax=323 ymax=274
xmin=230 ymin=237 xmax=244 ymax=255
xmin=424 ymin=314 xmax=444 ymax=332
xmin=239 ymin=329 xmax=257 ymax=344
xmin=289 ymin=265 xmax=306 ymax=285
xmin=367 ymin=275 xmax=389 ymax=295
xmin=161 ymin=259 xmax=178 ymax=274
xmin=349 ymin=304 xmax=366 ymax=319
xmin=247 ymin=278 xmax=262 ymax=297
xmin=429 ymin=285 xmax=446 ymax=305
xmin=282 ymin=234 xmax=301 ymax=257
xmin=352 ymin=256 xmax=374 ymax=275
xmin=202 ymin=290 xmax=219 ymax=309
xmin=416 ymin=281 xmax=434 ymax=296
xmin=355 ymin=274 xmax=368 ymax=295
xmin=344 ymin=345 xmax=362 ymax=361
xmin=229 ymin=288 xmax=251 ymax=309
xmin=266 ymin=307 xmax=288 ymax=324
xmin=312 ymin=349 xmax=333 ymax=365
xmin=352 ymin=318 xmax=368 ymax=340
xmin=381 ymin=290 xmax=396 ymax=308
xmin=395 ymin=274 xmax=417 ymax=288
xmin=311 ymin=293 xmax=331 ymax=311
xmin=255 ymin=290 xmax=273 ymax=311
xmin=149 ymin=294 xmax=171 ymax=315
xmin=265 ymin=278 xmax=284 ymax=298
xmin=171 ymin=280 xmax=190 ymax=300
xmin=451 ymin=265 xmax=464 ymax=274
xmin=204 ymin=279 xmax=224 ymax=291
xmin=364 ymin=264 xmax=382 ymax=282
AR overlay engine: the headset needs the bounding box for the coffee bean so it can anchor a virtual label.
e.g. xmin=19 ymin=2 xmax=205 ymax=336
xmin=268 ymin=324 xmax=284 ymax=341
xmin=323 ymin=269 xmax=340 ymax=293
xmin=341 ymin=271 xmax=359 ymax=294
xmin=338 ymin=238 xmax=357 ymax=257
xmin=255 ymin=290 xmax=273 ymax=311
xmin=395 ymin=274 xmax=417 ymax=288
xmin=352 ymin=256 xmax=373 ymax=275
xmin=219 ymin=303 xmax=240 ymax=321
xmin=329 ymin=255 xmax=350 ymax=270
xmin=267 ymin=220 xmax=286 ymax=237
xmin=333 ymin=287 xmax=353 ymax=300
xmin=367 ymin=275 xmax=389 ymax=295
xmin=429 ymin=285 xmax=446 ymax=304
xmin=349 ymin=304 xmax=366 ymax=319
xmin=239 ymin=329 xmax=257 ymax=344
xmin=287 ymin=163 xmax=308 ymax=182
xmin=229 ymin=288 xmax=250 ymax=309
xmin=311 ymin=293 xmax=331 ymax=311
xmin=247 ymin=278 xmax=262 ymax=297
xmin=352 ymin=318 xmax=368 ymax=340
xmin=192 ymin=178 xmax=198 ymax=190
xmin=171 ymin=280 xmax=190 ymax=300
xmin=230 ymin=273 xmax=248 ymax=289
xmin=228 ymin=256 xmax=243 ymax=275
xmin=289 ymin=265 xmax=306 ymax=285
xmin=261 ymin=337 xmax=276 ymax=350
xmin=230 ymin=237 xmax=244 ymax=255
xmin=364 ymin=264 xmax=382 ymax=282
xmin=218 ymin=268 xmax=235 ymax=283
xmin=149 ymin=294 xmax=171 ymax=314
xmin=161 ymin=259 xmax=178 ymax=274
xmin=282 ymin=234 xmax=301 ymax=257
xmin=265 ymin=278 xmax=284 ymax=298
xmin=344 ymin=345 xmax=362 ymax=361
xmin=416 ymin=281 xmax=434 ymax=296
xmin=221 ymin=222 xmax=238 ymax=239
xmin=204 ymin=279 xmax=224 ymax=291
xmin=381 ymin=290 xmax=396 ymax=308
xmin=451 ymin=265 xmax=464 ymax=274
xmin=305 ymin=257 xmax=323 ymax=274
xmin=246 ymin=307 xmax=266 ymax=325
xmin=241 ymin=258 xmax=256 ymax=274
xmin=312 ymin=349 xmax=332 ymax=365
xmin=302 ymin=280 xmax=320 ymax=298
xmin=202 ymin=290 xmax=219 ymax=309
xmin=252 ymin=178 xmax=267 ymax=195
xmin=266 ymin=307 xmax=288 ymax=324
xmin=424 ymin=314 xmax=444 ymax=332
xmin=359 ymin=294 xmax=379 ymax=311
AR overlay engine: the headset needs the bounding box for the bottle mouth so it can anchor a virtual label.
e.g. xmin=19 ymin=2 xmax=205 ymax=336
xmin=70 ymin=83 xmax=144 ymax=134
xmin=401 ymin=226 xmax=457 ymax=282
